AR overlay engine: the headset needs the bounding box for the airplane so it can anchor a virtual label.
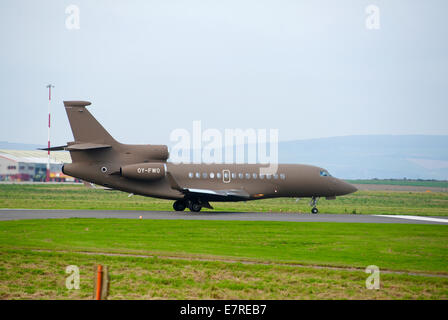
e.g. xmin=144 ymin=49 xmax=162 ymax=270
xmin=45 ymin=101 xmax=357 ymax=213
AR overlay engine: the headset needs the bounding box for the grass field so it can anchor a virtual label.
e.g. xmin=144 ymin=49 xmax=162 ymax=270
xmin=1 ymin=184 xmax=447 ymax=299
xmin=0 ymin=219 xmax=447 ymax=299
xmin=2 ymin=249 xmax=447 ymax=300
xmin=1 ymin=184 xmax=448 ymax=216
xmin=346 ymin=179 xmax=448 ymax=188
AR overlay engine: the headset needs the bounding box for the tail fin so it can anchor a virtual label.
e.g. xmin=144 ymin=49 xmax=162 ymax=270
xmin=63 ymin=101 xmax=118 ymax=145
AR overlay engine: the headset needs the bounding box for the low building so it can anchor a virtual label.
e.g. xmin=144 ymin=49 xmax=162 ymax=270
xmin=0 ymin=149 xmax=76 ymax=182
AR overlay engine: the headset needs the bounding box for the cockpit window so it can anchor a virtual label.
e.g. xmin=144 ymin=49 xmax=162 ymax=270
xmin=320 ymin=170 xmax=331 ymax=177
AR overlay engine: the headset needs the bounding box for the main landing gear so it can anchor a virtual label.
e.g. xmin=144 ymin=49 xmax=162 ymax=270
xmin=173 ymin=200 xmax=186 ymax=211
xmin=173 ymin=199 xmax=203 ymax=212
xmin=310 ymin=196 xmax=319 ymax=214
xmin=188 ymin=201 xmax=202 ymax=212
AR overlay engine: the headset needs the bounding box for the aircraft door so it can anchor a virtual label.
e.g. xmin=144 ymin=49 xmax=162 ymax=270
xmin=222 ymin=169 xmax=231 ymax=183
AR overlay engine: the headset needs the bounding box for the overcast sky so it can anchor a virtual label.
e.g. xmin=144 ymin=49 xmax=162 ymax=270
xmin=1 ymin=0 xmax=447 ymax=147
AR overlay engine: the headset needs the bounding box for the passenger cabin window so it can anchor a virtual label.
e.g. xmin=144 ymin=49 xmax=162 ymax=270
xmin=238 ymin=173 xmax=243 ymax=179
xmin=252 ymin=173 xmax=257 ymax=179
xmin=217 ymin=172 xmax=222 ymax=179
xmin=280 ymin=174 xmax=286 ymax=180
xmin=266 ymin=174 xmax=272 ymax=179
xmin=195 ymin=172 xmax=200 ymax=178
xmin=210 ymin=172 xmax=215 ymax=178
xmin=273 ymin=174 xmax=278 ymax=180
xmin=231 ymin=173 xmax=236 ymax=179
xmin=202 ymin=173 xmax=207 ymax=178
xmin=188 ymin=172 xmax=193 ymax=178
xmin=259 ymin=174 xmax=265 ymax=179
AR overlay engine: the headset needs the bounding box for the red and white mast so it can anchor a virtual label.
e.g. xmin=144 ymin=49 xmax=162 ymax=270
xmin=46 ymin=84 xmax=54 ymax=182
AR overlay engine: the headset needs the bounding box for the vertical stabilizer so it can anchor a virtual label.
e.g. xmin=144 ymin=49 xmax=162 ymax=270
xmin=63 ymin=101 xmax=118 ymax=145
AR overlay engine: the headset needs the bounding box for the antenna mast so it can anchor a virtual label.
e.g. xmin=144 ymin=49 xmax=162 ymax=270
xmin=46 ymin=84 xmax=54 ymax=182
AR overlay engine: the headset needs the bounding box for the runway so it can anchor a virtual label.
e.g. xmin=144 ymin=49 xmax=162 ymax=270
xmin=0 ymin=209 xmax=447 ymax=224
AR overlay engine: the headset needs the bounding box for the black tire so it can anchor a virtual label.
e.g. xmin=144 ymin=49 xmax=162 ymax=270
xmin=173 ymin=200 xmax=186 ymax=211
xmin=189 ymin=202 xmax=202 ymax=212
xmin=311 ymin=207 xmax=318 ymax=214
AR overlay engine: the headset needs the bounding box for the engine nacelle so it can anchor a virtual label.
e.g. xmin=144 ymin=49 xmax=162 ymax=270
xmin=126 ymin=145 xmax=169 ymax=161
xmin=121 ymin=162 xmax=166 ymax=181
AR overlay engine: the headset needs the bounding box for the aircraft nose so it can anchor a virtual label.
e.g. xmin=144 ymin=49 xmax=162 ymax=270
xmin=335 ymin=180 xmax=357 ymax=196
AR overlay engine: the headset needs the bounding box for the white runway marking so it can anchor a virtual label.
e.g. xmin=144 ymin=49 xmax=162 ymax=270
xmin=375 ymin=215 xmax=448 ymax=224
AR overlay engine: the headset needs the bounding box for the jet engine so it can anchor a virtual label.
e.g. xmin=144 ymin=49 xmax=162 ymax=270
xmin=127 ymin=145 xmax=169 ymax=162
xmin=121 ymin=163 xmax=166 ymax=181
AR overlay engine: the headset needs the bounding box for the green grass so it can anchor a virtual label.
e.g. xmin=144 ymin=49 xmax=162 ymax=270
xmin=1 ymin=248 xmax=447 ymax=300
xmin=346 ymin=179 xmax=448 ymax=188
xmin=1 ymin=219 xmax=447 ymax=274
xmin=0 ymin=219 xmax=447 ymax=299
xmin=1 ymin=184 xmax=447 ymax=299
xmin=1 ymin=184 xmax=448 ymax=215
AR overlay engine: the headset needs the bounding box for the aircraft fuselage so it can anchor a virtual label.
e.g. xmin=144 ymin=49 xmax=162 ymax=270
xmin=64 ymin=161 xmax=356 ymax=201
xmin=58 ymin=101 xmax=357 ymax=213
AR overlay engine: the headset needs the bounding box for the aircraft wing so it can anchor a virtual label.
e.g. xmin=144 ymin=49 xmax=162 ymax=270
xmin=185 ymin=188 xmax=250 ymax=199
xmin=82 ymin=180 xmax=95 ymax=188
xmin=166 ymin=172 xmax=250 ymax=201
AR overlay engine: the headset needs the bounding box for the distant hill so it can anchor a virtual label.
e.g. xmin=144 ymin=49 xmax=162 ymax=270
xmin=0 ymin=141 xmax=45 ymax=150
xmin=5 ymin=135 xmax=448 ymax=180
xmin=171 ymin=135 xmax=448 ymax=180
xmin=279 ymin=135 xmax=448 ymax=180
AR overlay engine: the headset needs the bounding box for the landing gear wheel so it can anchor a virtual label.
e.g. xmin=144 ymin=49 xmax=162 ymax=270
xmin=188 ymin=201 xmax=202 ymax=212
xmin=189 ymin=202 xmax=202 ymax=212
xmin=310 ymin=196 xmax=320 ymax=214
xmin=173 ymin=200 xmax=186 ymax=211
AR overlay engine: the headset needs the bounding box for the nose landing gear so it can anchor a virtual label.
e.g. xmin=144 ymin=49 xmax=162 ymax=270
xmin=310 ymin=197 xmax=319 ymax=214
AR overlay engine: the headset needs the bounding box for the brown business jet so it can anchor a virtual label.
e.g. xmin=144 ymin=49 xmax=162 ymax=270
xmin=49 ymin=101 xmax=357 ymax=213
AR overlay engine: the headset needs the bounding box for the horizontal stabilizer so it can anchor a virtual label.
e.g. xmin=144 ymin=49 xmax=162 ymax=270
xmin=66 ymin=143 xmax=112 ymax=151
xmin=39 ymin=145 xmax=67 ymax=151
xmin=39 ymin=143 xmax=111 ymax=151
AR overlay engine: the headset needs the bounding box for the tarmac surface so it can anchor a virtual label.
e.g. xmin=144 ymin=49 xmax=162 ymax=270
xmin=0 ymin=209 xmax=448 ymax=224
